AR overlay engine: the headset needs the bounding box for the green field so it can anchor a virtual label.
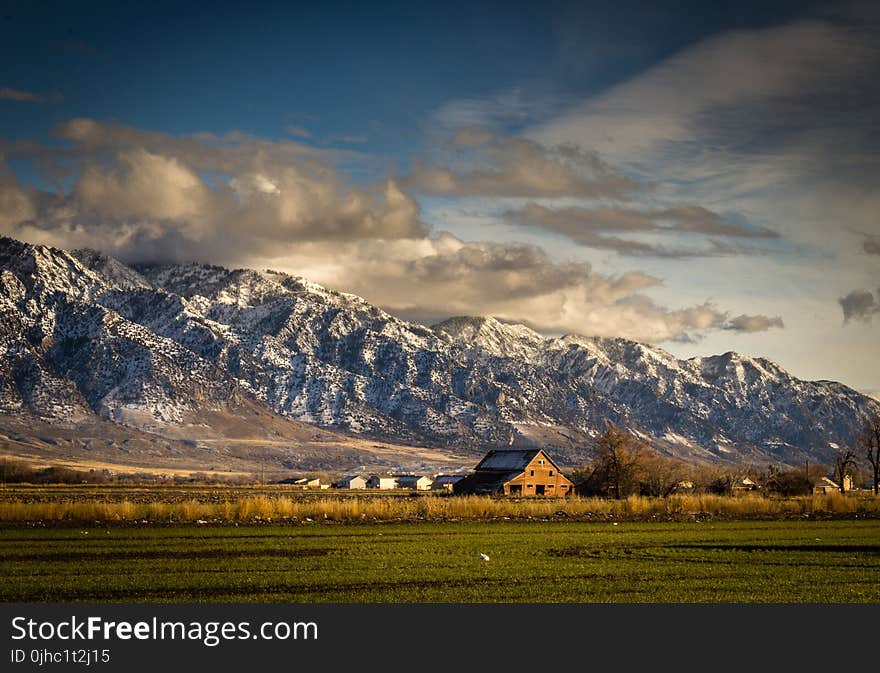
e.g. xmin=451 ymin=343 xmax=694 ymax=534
xmin=2 ymin=520 xmax=879 ymax=602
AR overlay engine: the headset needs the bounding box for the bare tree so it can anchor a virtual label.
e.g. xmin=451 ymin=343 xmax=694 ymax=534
xmin=858 ymin=416 xmax=880 ymax=495
xmin=833 ymin=446 xmax=858 ymax=494
xmin=582 ymin=422 xmax=648 ymax=499
xmin=764 ymin=462 xmax=828 ymax=496
xmin=639 ymin=453 xmax=691 ymax=497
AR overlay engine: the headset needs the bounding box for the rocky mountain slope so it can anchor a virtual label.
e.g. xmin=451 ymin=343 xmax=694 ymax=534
xmin=1 ymin=235 xmax=877 ymax=468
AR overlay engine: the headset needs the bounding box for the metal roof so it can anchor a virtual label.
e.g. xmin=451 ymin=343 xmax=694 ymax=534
xmin=453 ymin=471 xmax=522 ymax=494
xmin=474 ymin=449 xmax=545 ymax=472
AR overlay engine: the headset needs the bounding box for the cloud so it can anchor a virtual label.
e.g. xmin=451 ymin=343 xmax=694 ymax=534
xmin=0 ymin=87 xmax=59 ymax=103
xmin=451 ymin=127 xmax=495 ymax=147
xmin=722 ymin=314 xmax=785 ymax=333
xmin=864 ymin=236 xmax=880 ymax=255
xmin=0 ymin=170 xmax=35 ymax=229
xmin=330 ymin=135 xmax=368 ymax=144
xmin=263 ymin=233 xmax=782 ymax=343
xmin=431 ymin=88 xmax=561 ymax=134
xmin=405 ymin=137 xmax=638 ymax=198
xmin=839 ymin=288 xmax=879 ymax=323
xmin=3 ymin=118 xmax=785 ymax=344
xmin=2 ymin=119 xmax=426 ymax=263
xmin=534 ymin=19 xmax=877 ymax=165
xmin=286 ymin=126 xmax=312 ymax=139
xmin=506 ymin=202 xmax=777 ymax=256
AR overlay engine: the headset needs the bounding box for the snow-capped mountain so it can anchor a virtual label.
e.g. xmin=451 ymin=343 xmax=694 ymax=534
xmin=1 ymin=236 xmax=877 ymax=467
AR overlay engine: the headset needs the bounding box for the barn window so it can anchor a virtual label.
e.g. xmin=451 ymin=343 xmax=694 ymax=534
xmin=549 ymin=470 xmax=554 ymax=476
xmin=526 ymin=484 xmax=533 ymax=488
xmin=560 ymin=485 xmax=568 ymax=490
xmin=530 ymin=470 xmax=534 ymax=476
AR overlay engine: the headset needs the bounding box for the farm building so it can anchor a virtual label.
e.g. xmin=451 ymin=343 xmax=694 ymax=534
xmin=732 ymin=477 xmax=759 ymax=493
xmin=453 ymin=448 xmax=573 ymax=496
xmin=396 ymin=475 xmax=433 ymax=490
xmin=432 ymin=475 xmax=464 ymax=492
xmin=366 ymin=475 xmax=398 ymax=490
xmin=279 ymin=477 xmax=322 ymax=489
xmin=335 ymin=475 xmax=367 ymax=489
xmin=813 ymin=475 xmax=852 ymax=494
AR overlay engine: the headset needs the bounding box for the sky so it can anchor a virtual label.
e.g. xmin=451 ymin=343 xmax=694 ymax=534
xmin=1 ymin=0 xmax=878 ymax=394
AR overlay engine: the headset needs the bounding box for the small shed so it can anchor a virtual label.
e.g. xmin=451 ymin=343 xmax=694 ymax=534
xmin=396 ymin=475 xmax=433 ymax=490
xmin=335 ymin=475 xmax=367 ymax=489
xmin=279 ymin=476 xmax=321 ymax=488
xmin=367 ymin=475 xmax=398 ymax=490
xmin=432 ymin=475 xmax=464 ymax=492
xmin=732 ymin=477 xmax=759 ymax=493
xmin=813 ymin=475 xmax=852 ymax=494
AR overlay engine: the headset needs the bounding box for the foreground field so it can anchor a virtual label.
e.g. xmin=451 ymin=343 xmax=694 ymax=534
xmin=2 ymin=520 xmax=879 ymax=602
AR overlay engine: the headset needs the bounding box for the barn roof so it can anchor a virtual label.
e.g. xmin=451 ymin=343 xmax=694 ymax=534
xmin=474 ymin=449 xmax=560 ymax=472
xmin=453 ymin=471 xmax=521 ymax=494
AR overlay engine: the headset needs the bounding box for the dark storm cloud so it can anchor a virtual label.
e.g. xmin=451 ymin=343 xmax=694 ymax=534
xmin=839 ymin=288 xmax=879 ymax=323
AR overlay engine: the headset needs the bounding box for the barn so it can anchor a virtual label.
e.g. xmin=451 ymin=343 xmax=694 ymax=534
xmin=453 ymin=449 xmax=573 ymax=496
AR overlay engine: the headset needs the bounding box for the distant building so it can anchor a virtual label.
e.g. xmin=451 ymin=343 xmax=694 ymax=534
xmin=432 ymin=475 xmax=464 ymax=492
xmin=279 ymin=476 xmax=321 ymax=488
xmin=732 ymin=477 xmax=759 ymax=493
xmin=395 ymin=475 xmax=433 ymax=490
xmin=813 ymin=475 xmax=852 ymax=494
xmin=453 ymin=449 xmax=573 ymax=496
xmin=367 ymin=475 xmax=398 ymax=490
xmin=335 ymin=475 xmax=367 ymax=489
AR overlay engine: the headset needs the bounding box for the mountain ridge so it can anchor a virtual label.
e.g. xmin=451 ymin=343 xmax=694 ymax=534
xmin=1 ymin=235 xmax=877 ymax=470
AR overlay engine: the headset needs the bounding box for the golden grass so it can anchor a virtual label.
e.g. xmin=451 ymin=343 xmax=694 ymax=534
xmin=0 ymin=492 xmax=879 ymax=523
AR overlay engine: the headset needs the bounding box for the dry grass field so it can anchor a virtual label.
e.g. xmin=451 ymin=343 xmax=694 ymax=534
xmin=1 ymin=485 xmax=878 ymax=523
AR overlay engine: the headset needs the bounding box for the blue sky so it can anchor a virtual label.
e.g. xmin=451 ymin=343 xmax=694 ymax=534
xmin=0 ymin=1 xmax=819 ymax=153
xmin=1 ymin=0 xmax=878 ymax=393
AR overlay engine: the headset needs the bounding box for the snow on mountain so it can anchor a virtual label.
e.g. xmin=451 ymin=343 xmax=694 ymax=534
xmin=1 ymin=235 xmax=877 ymax=466
xmin=433 ymin=316 xmax=546 ymax=362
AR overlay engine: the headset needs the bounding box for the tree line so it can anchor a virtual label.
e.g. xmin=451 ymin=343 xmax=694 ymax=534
xmin=572 ymin=415 xmax=880 ymax=498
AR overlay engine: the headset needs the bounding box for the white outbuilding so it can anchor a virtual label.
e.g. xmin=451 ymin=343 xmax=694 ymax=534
xmin=335 ymin=475 xmax=367 ymax=489
xmin=366 ymin=475 xmax=398 ymax=490
xmin=396 ymin=475 xmax=433 ymax=490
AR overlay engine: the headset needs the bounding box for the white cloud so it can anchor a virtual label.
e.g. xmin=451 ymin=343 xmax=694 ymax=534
xmin=3 ymin=119 xmax=784 ymax=343
xmin=533 ymin=19 xmax=875 ymax=165
xmin=263 ymin=233 xmax=779 ymax=342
